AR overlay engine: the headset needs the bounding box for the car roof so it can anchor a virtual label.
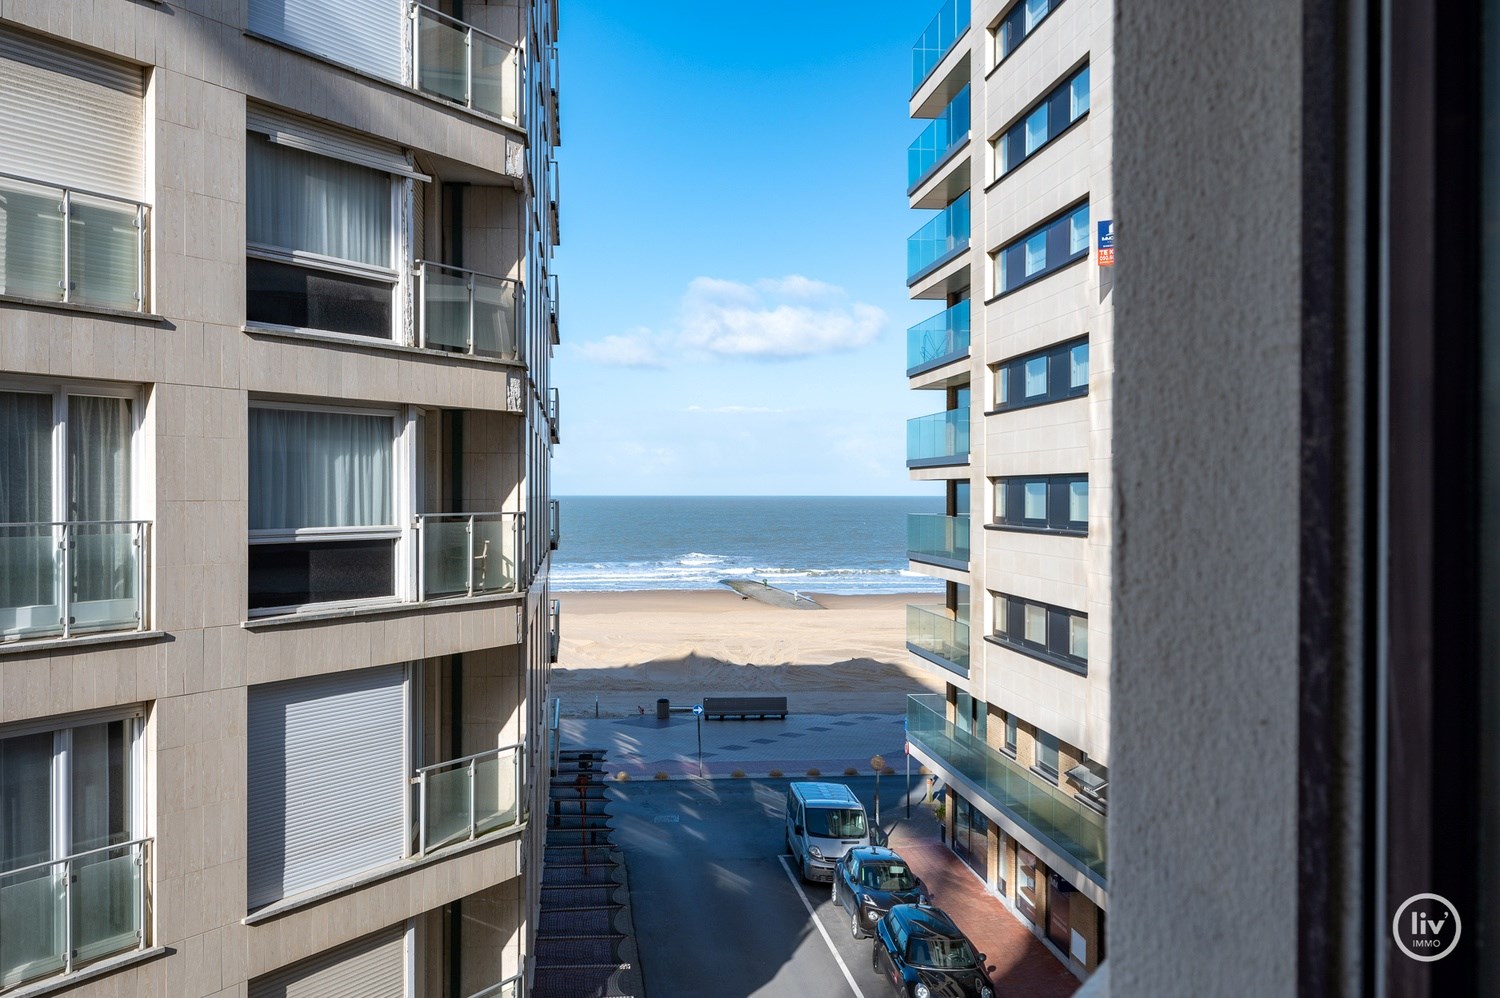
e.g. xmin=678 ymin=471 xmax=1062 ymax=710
xmin=889 ymin=903 xmax=962 ymax=937
xmin=789 ymin=782 xmax=861 ymax=807
xmin=848 ymin=845 xmax=903 ymax=863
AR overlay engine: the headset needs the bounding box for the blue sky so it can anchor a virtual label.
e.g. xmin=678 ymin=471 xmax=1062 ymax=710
xmin=553 ymin=2 xmax=943 ymax=496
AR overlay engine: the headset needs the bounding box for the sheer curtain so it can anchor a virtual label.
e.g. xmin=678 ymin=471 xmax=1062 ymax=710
xmin=246 ymin=137 xmax=391 ymax=268
xmin=68 ymin=396 xmax=133 ymax=607
xmin=0 ymin=392 xmax=55 ymax=614
xmin=249 ymin=408 xmax=394 ymax=530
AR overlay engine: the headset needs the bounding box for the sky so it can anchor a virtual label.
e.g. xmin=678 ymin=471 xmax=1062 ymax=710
xmin=553 ymin=1 xmax=945 ymax=497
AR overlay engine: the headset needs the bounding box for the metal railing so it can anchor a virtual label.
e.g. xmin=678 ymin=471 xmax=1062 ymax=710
xmin=0 ymin=838 xmax=151 ymax=988
xmin=548 ymin=499 xmax=560 ymax=551
xmin=906 ymin=408 xmax=970 ymax=466
xmin=547 ymin=388 xmax=560 ymax=441
xmin=906 ymin=605 xmax=970 ymax=675
xmin=907 ymin=191 xmax=971 ymax=281
xmin=907 ymin=299 xmax=970 ymax=374
xmin=0 ymin=172 xmax=149 ymax=312
xmin=549 ymin=598 xmax=560 ymax=663
xmin=415 ymin=261 xmax=522 ymax=360
xmin=907 ymin=513 xmax=970 ymax=567
xmin=912 ymin=0 xmax=971 ymax=90
xmin=411 ymin=3 xmax=522 ymax=123
xmin=907 ymin=694 xmax=1107 ymax=884
xmin=469 ymin=972 xmax=523 ymax=998
xmin=413 ymin=744 xmax=523 ymax=855
xmin=547 ymin=272 xmax=560 ymax=343
xmin=414 ymin=512 xmax=522 ymax=601
xmin=908 ymin=85 xmax=971 ymax=189
xmin=0 ymin=520 xmax=150 ymax=642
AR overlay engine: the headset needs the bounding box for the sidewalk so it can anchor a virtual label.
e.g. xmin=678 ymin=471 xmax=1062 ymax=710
xmin=558 ymin=711 xmax=1082 ymax=996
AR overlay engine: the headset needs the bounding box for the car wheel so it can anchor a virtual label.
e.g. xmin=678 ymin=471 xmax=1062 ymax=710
xmin=850 ymin=906 xmax=863 ymax=939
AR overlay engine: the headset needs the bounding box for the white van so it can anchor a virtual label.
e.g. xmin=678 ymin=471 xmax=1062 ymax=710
xmin=785 ymin=782 xmax=870 ymax=882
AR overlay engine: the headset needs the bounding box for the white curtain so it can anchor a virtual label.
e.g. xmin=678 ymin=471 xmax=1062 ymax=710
xmin=249 ymin=408 xmax=394 ymax=530
xmin=246 ymin=137 xmax=391 ymax=268
xmin=0 ymin=392 xmax=55 ymax=613
xmin=67 ymin=396 xmax=134 ymax=606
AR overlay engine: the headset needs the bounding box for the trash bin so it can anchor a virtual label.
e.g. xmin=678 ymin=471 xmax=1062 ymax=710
xmin=656 ymin=698 xmax=669 ymax=720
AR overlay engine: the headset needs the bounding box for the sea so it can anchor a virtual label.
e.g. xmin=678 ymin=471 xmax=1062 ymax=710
xmin=550 ymin=495 xmax=945 ymax=594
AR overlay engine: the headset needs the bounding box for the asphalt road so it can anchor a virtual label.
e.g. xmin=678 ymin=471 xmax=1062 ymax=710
xmin=609 ymin=776 xmax=921 ymax=998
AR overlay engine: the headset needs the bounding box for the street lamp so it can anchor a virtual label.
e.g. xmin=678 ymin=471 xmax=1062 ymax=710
xmin=870 ymin=754 xmax=886 ymax=831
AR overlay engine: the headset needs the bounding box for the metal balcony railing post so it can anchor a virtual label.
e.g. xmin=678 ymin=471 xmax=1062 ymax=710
xmin=464 ymin=26 xmax=474 ymax=109
xmin=467 ymin=273 xmax=477 ymax=355
xmin=59 ymin=189 xmax=71 ymax=303
xmin=62 ymin=855 xmax=73 ymax=973
xmin=59 ymin=522 xmax=72 ymax=639
xmin=467 ymin=756 xmax=477 ymax=840
xmin=465 ymin=515 xmax=476 ymax=597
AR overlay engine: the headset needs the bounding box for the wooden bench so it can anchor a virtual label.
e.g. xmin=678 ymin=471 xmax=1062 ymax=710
xmin=702 ymin=696 xmax=788 ymax=720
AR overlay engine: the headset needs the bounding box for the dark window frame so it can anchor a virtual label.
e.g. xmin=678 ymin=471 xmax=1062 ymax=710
xmin=989 ymin=0 xmax=1067 ymax=70
xmin=993 ymin=62 xmax=1090 ymax=182
xmin=990 ymin=201 xmax=1091 ymax=298
xmin=990 ymin=473 xmax=1088 ymax=534
xmin=989 ymin=336 xmax=1089 ymax=413
xmin=988 ymin=591 xmax=1088 ymax=675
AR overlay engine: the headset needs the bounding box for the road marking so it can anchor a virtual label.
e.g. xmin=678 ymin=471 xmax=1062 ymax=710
xmin=778 ymin=855 xmax=868 ymax=998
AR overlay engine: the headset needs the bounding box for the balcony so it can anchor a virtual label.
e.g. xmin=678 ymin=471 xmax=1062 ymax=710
xmin=906 ymin=605 xmax=970 ymax=676
xmin=0 ymin=520 xmax=150 ymax=643
xmin=907 ymin=514 xmax=970 ymax=570
xmin=472 ymin=977 xmax=523 ymax=998
xmin=547 ymin=273 xmax=560 ymax=344
xmin=907 ymin=300 xmax=970 ymax=376
xmin=415 ymin=261 xmax=522 ymax=360
xmin=415 ymin=513 xmax=523 ymax=601
xmin=0 ymin=172 xmax=149 ymax=313
xmin=549 ymin=598 xmax=560 ymax=663
xmin=909 ymin=85 xmax=971 ymax=192
xmin=412 ymin=3 xmax=522 ymax=124
xmin=906 ymin=408 xmax=969 ymax=468
xmin=413 ymin=744 xmax=523 ymax=855
xmin=0 ymin=838 xmax=152 ymax=988
xmin=547 ymin=388 xmax=560 ymax=443
xmin=912 ymin=0 xmax=971 ymax=91
xmin=907 ymin=694 xmax=1107 ymax=886
xmin=548 ymin=499 xmax=560 ymax=551
xmin=907 ymin=191 xmax=970 ymax=283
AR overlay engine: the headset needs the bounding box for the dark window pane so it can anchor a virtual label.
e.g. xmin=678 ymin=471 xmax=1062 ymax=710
xmin=248 ymin=540 xmax=395 ymax=609
xmin=247 ymin=259 xmax=393 ymax=338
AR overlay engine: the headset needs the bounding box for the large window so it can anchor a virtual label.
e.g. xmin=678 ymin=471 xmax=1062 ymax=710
xmin=991 ymin=592 xmax=1089 ymax=674
xmin=247 ymin=405 xmax=400 ymax=612
xmin=993 ymin=65 xmax=1089 ymax=179
xmin=993 ymin=203 xmax=1090 ymax=295
xmin=990 ymin=337 xmax=1089 ymax=411
xmin=0 ymin=388 xmax=144 ymax=641
xmin=0 ymin=711 xmax=146 ymax=987
xmin=990 ymin=0 xmax=1065 ymax=65
xmin=992 ymin=475 xmax=1088 ymax=534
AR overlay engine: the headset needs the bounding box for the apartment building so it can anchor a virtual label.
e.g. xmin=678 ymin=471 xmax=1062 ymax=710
xmin=0 ymin=0 xmax=561 ymax=994
xmin=902 ymin=0 xmax=1110 ymax=978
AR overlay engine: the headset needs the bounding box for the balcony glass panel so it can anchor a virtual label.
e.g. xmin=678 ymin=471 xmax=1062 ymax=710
xmin=0 ymin=521 xmax=148 ymax=642
xmin=416 ymin=7 xmax=468 ymax=104
xmin=907 ymin=694 xmax=1107 ymax=882
xmin=909 ymin=85 xmax=971 ymax=188
xmin=913 ymin=0 xmax=971 ymax=89
xmin=907 ymin=192 xmax=970 ymax=281
xmin=471 ymin=33 xmax=517 ymax=121
xmin=418 ymin=262 xmax=520 ymax=360
xmin=417 ymin=513 xmax=520 ymax=600
xmin=413 ymin=4 xmax=519 ymax=122
xmin=907 ymin=514 xmax=970 ymax=566
xmin=416 ymin=746 xmax=523 ymax=855
xmin=472 ymin=750 xmax=520 ymax=835
xmin=906 ymin=299 xmax=970 ymax=373
xmin=906 ymin=408 xmax=970 ymax=465
xmin=68 ymin=194 xmax=140 ymax=311
xmin=906 ymin=605 xmax=970 ymax=674
xmin=0 ymin=175 xmax=145 ymax=311
xmin=70 ymin=849 xmax=141 ymax=962
xmin=424 ymin=763 xmax=473 ymax=851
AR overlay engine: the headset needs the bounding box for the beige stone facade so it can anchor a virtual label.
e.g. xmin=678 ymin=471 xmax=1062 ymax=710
xmin=0 ymin=1 xmax=560 ymax=994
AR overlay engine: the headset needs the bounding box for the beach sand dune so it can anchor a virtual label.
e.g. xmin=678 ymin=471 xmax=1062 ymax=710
xmin=551 ymin=589 xmax=945 ymax=717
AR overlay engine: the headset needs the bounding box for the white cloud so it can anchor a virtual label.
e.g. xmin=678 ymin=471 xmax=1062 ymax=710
xmin=576 ymin=275 xmax=886 ymax=367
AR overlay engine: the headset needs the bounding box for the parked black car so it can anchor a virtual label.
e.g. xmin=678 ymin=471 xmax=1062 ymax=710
xmin=872 ymin=904 xmax=995 ymax=998
xmin=832 ymin=845 xmax=926 ymax=938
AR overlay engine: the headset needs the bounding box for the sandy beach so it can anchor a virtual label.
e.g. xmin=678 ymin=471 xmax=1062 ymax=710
xmin=550 ymin=588 xmax=945 ymax=717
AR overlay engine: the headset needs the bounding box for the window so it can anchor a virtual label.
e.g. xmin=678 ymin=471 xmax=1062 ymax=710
xmin=247 ymin=405 xmax=401 ymax=612
xmin=1036 ymin=730 xmax=1060 ymax=778
xmin=991 ymin=592 xmax=1089 ymax=673
xmin=992 ymin=0 xmax=1065 ymax=65
xmin=248 ymin=0 xmax=405 ymax=84
xmin=0 ymin=387 xmax=144 ymax=641
xmin=993 ymin=65 xmax=1090 ymax=180
xmin=991 ymin=337 xmax=1089 ymax=410
xmin=994 ymin=203 xmax=1091 ymax=295
xmin=0 ymin=711 xmax=146 ymax=987
xmin=991 ymin=475 xmax=1089 ymax=534
xmin=1005 ymin=713 xmax=1019 ymax=755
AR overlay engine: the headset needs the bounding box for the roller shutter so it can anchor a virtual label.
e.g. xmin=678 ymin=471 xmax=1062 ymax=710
xmin=247 ymin=664 xmax=407 ymax=910
xmin=248 ymin=925 xmax=406 ymax=998
xmin=0 ymin=26 xmax=144 ymax=199
xmin=248 ymin=0 xmax=405 ymax=85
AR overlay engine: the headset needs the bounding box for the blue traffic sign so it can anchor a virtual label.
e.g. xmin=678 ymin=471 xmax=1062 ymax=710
xmin=692 ymin=703 xmax=704 ymax=716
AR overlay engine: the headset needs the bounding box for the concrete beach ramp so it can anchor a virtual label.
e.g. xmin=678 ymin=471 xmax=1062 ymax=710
xmin=719 ymin=578 xmax=825 ymax=609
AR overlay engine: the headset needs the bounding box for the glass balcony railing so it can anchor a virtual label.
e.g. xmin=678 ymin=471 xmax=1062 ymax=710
xmin=908 ymin=191 xmax=971 ymax=281
xmin=415 ymin=261 xmax=522 ymax=360
xmin=909 ymin=85 xmax=972 ymax=189
xmin=0 ymin=172 xmax=149 ymax=312
xmin=906 ymin=605 xmax=970 ymax=675
xmin=0 ymin=838 xmax=151 ymax=988
xmin=547 ymin=272 xmax=560 ymax=343
xmin=912 ymin=0 xmax=972 ymax=90
xmin=548 ymin=499 xmax=560 ymax=551
xmin=412 ymin=3 xmax=521 ymax=123
xmin=549 ymin=598 xmax=561 ymax=663
xmin=907 ymin=693 xmax=1107 ymax=884
xmin=907 ymin=514 xmax=970 ymax=567
xmin=0 ymin=520 xmax=150 ymax=642
xmin=906 ymin=408 xmax=970 ymax=466
xmin=907 ymin=299 xmax=971 ymax=374
xmin=415 ymin=512 xmax=522 ymax=601
xmin=469 ymin=976 xmax=523 ymax=998
xmin=547 ymin=388 xmax=560 ymax=441
xmin=414 ymin=744 xmax=523 ymax=855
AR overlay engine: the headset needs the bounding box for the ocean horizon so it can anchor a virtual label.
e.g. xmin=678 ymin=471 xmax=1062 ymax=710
xmin=550 ymin=495 xmax=946 ymax=594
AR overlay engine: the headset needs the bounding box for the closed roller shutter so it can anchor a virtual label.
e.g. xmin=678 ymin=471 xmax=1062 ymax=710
xmin=247 ymin=664 xmax=407 ymax=910
xmin=249 ymin=925 xmax=406 ymax=998
xmin=248 ymin=0 xmax=404 ymax=85
xmin=0 ymin=27 xmax=144 ymax=199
